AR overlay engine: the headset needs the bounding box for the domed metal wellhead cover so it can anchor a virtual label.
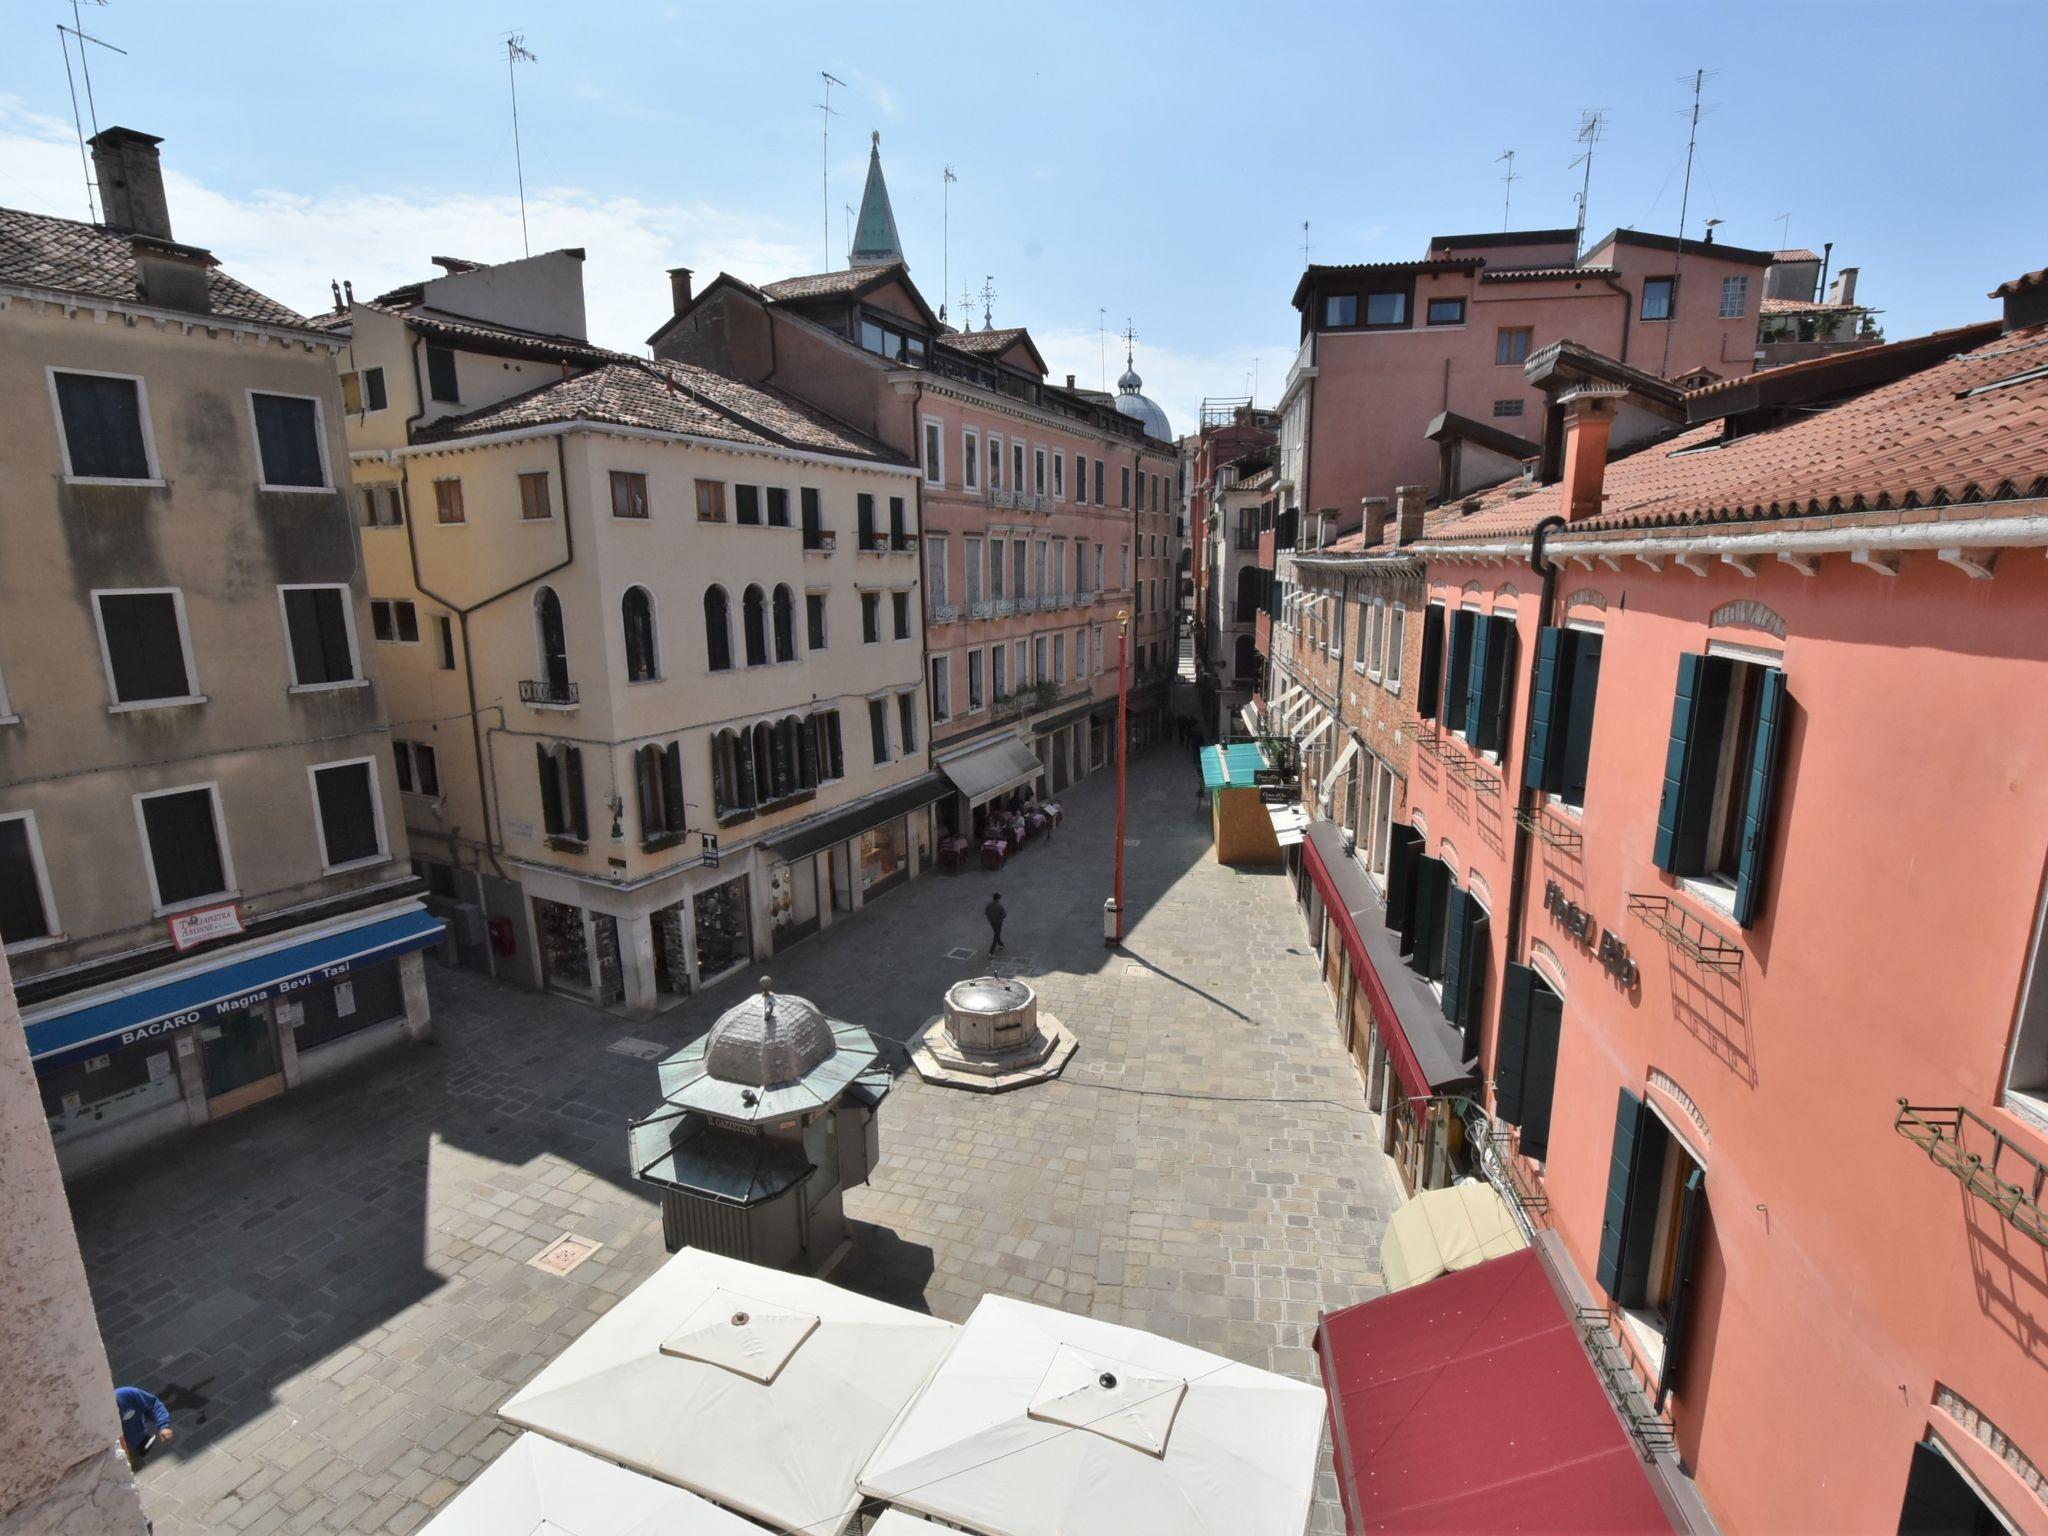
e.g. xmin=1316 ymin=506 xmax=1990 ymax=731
xmin=703 ymin=976 xmax=836 ymax=1088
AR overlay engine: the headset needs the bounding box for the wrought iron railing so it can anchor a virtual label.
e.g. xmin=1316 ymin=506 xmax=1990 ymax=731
xmin=1574 ymin=1306 xmax=1678 ymax=1460
xmin=930 ymin=603 xmax=959 ymax=624
xmin=1896 ymin=1101 xmax=2048 ymax=1247
xmin=1515 ymin=805 xmax=1584 ymax=851
xmin=1627 ymin=895 xmax=1743 ymax=974
xmin=519 ymin=678 xmax=578 ymax=707
xmin=802 ymin=529 xmax=835 ymax=552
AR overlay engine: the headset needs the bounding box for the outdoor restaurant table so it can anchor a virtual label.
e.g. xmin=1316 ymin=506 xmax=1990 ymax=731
xmin=1024 ymin=811 xmax=1049 ymax=836
xmin=1041 ymin=801 xmax=1063 ymax=826
xmin=938 ymin=836 xmax=974 ymax=871
xmin=980 ymin=839 xmax=1009 ymax=870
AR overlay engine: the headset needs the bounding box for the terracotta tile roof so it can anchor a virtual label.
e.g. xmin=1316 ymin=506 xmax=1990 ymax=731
xmin=300 ymin=308 xmax=354 ymax=332
xmin=306 ymin=297 xmax=631 ymax=366
xmin=1993 ymin=267 xmax=2048 ymax=299
xmin=937 ymin=326 xmax=1029 ymax=355
xmin=0 ymin=204 xmax=311 ymax=329
xmin=1417 ymin=323 xmax=2048 ymax=543
xmin=414 ymin=357 xmax=904 ymax=463
xmin=759 ymin=266 xmax=894 ymax=302
xmin=1760 ymin=296 xmax=1864 ymax=316
xmin=1772 ymin=248 xmax=1823 ymax=263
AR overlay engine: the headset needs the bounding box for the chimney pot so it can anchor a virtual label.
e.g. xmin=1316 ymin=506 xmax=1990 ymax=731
xmin=1561 ymin=395 xmax=1616 ymax=523
xmin=1393 ymin=485 xmax=1428 ymax=545
xmin=1066 ymin=373 xmax=1076 ymax=389
xmin=668 ymin=266 xmax=694 ymax=315
xmin=1829 ymin=266 xmax=1859 ymax=309
xmin=89 ymin=127 xmax=172 ymax=240
xmin=1360 ymin=496 xmax=1390 ymax=546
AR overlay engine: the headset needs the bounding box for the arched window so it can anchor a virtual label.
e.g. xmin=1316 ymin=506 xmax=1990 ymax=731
xmin=1234 ymin=564 xmax=1261 ymax=625
xmin=751 ymin=720 xmax=774 ymax=801
xmin=534 ymin=587 xmax=570 ymax=702
xmin=1233 ymin=633 xmax=1258 ymax=681
xmin=772 ymin=584 xmax=797 ymax=663
xmin=703 ymin=586 xmax=733 ymax=672
xmin=743 ymin=584 xmax=768 ymax=667
xmin=622 ymin=586 xmax=658 ymax=682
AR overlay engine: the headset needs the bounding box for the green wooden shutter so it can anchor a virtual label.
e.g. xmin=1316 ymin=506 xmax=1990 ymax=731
xmin=1732 ymin=668 xmax=1790 ymax=928
xmin=1560 ymin=632 xmax=1603 ymax=805
xmin=1386 ymin=824 xmax=1422 ymax=935
xmin=661 ymin=743 xmax=686 ymax=832
xmin=1417 ymin=604 xmax=1446 ymax=719
xmin=1408 ymin=858 xmax=1448 ymax=975
xmin=1596 ymin=1089 xmax=1649 ymax=1296
xmin=1463 ymin=614 xmax=1492 ymax=747
xmin=565 ymin=747 xmax=588 ymax=841
xmin=1524 ymin=627 xmax=1567 ymax=792
xmin=1656 ymin=1167 xmax=1708 ymax=1408
xmin=1443 ymin=610 xmax=1474 ymax=732
xmin=1653 ymin=654 xmax=1716 ymax=872
xmin=1440 ymin=888 xmax=1471 ymax=1022
xmin=635 ymin=747 xmax=658 ymax=837
xmin=1495 ymin=962 xmax=1537 ymax=1124
xmin=1455 ymin=902 xmax=1488 ymax=1055
xmin=1520 ymin=987 xmax=1562 ymax=1161
xmin=1480 ymin=617 xmax=1518 ymax=756
xmin=536 ymin=744 xmax=562 ymax=835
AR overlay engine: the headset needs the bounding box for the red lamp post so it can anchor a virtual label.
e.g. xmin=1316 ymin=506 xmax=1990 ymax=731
xmin=1107 ymin=610 xmax=1129 ymax=947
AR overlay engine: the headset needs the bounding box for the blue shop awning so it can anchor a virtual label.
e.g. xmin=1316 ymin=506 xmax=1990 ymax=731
xmin=24 ymin=902 xmax=444 ymax=1068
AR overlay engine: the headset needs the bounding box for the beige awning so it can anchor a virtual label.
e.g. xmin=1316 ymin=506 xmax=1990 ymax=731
xmin=1266 ymin=802 xmax=1310 ymax=848
xmin=1320 ymin=738 xmax=1360 ymax=800
xmin=1380 ymin=1183 xmax=1528 ymax=1292
xmin=938 ymin=736 xmax=1044 ymax=807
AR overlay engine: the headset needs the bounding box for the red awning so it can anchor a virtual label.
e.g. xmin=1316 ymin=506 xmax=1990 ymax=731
xmin=1302 ymin=829 xmax=1431 ymax=1103
xmin=1316 ymin=1249 xmax=1674 ymax=1534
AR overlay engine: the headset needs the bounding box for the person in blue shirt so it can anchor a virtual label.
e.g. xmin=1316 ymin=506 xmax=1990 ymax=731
xmin=115 ymin=1385 xmax=172 ymax=1464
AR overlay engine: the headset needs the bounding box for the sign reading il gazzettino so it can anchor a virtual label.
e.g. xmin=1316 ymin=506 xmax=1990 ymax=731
xmin=168 ymin=901 xmax=245 ymax=951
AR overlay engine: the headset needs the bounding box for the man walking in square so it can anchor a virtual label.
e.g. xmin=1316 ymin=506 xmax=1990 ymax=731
xmin=985 ymin=892 xmax=1007 ymax=954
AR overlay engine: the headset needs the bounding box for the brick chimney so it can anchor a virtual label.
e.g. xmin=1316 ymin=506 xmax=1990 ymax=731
xmin=1828 ymin=266 xmax=1859 ymax=308
xmin=90 ymin=127 xmax=172 ymax=239
xmin=667 ymin=266 xmax=694 ymax=314
xmin=1560 ymin=390 xmax=1618 ymax=522
xmin=1995 ymin=268 xmax=2048 ymax=332
xmin=1393 ymin=484 xmax=1428 ymax=545
xmin=1360 ymin=496 xmax=1390 ymax=546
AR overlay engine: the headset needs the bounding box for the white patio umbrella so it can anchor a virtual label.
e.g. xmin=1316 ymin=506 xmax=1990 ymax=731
xmin=867 ymin=1513 xmax=947 ymax=1536
xmin=500 ymin=1248 xmax=959 ymax=1536
xmin=419 ymin=1432 xmax=764 ymax=1536
xmin=858 ymin=1295 xmax=1325 ymax=1536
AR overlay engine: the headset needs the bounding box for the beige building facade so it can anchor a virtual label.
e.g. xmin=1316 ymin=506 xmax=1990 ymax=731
xmin=321 ymin=252 xmax=937 ymax=1011
xmin=0 ymin=130 xmax=435 ymax=1177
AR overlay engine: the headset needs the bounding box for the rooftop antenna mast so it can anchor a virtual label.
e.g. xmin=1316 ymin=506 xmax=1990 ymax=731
xmin=1662 ymin=67 xmax=1714 ymax=378
xmin=816 ymin=71 xmax=846 ymax=270
xmin=1495 ymin=149 xmax=1518 ymax=231
xmin=1302 ymin=219 xmax=1310 ymax=265
xmin=1775 ymin=212 xmax=1792 ymax=250
xmin=941 ymin=165 xmax=957 ymax=324
xmin=1570 ymin=109 xmax=1605 ymax=257
xmin=57 ymin=0 xmax=122 ymax=223
xmin=1098 ymin=307 xmax=1107 ymax=392
xmin=979 ymin=275 xmax=995 ymax=331
xmin=843 ymin=203 xmax=855 ymax=265
xmin=504 ymin=32 xmax=538 ymax=257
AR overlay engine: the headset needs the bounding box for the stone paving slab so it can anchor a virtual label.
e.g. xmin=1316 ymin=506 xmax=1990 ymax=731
xmin=68 ymin=742 xmax=1401 ymax=1535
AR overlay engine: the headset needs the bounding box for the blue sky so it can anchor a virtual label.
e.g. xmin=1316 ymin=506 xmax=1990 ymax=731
xmin=3 ymin=0 xmax=2042 ymax=432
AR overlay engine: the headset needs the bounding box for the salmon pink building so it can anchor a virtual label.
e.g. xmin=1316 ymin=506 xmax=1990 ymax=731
xmin=1300 ymin=270 xmax=2048 ymax=1532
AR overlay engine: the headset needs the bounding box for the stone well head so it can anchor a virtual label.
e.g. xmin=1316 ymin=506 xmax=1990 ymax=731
xmin=944 ymin=976 xmax=1038 ymax=1053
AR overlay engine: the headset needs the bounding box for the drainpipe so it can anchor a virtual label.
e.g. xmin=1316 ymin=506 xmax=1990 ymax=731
xmin=399 ymin=431 xmax=577 ymax=880
xmin=1598 ymin=274 xmax=1633 ymax=366
xmin=1500 ymin=513 xmax=1568 ymax=1076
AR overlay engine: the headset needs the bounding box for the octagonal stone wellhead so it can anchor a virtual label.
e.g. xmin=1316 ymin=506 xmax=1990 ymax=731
xmin=910 ymin=973 xmax=1077 ymax=1092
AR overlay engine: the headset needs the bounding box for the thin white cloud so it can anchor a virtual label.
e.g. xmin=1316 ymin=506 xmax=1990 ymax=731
xmin=0 ymin=102 xmax=812 ymax=353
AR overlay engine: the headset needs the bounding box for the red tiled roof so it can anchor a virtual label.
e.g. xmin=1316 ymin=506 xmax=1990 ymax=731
xmin=1420 ymin=322 xmax=2048 ymax=543
xmin=1993 ymin=266 xmax=2047 ymax=299
xmin=414 ymin=358 xmax=904 ymax=463
xmin=937 ymin=326 xmax=1029 ymax=355
xmin=1773 ymin=248 xmax=1823 ymax=263
xmin=0 ymin=204 xmax=311 ymax=329
xmin=760 ymin=266 xmax=895 ymax=302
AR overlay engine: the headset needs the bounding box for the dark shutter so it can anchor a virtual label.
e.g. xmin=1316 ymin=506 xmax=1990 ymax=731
xmin=1732 ymin=668 xmax=1790 ymax=928
xmin=1455 ymin=903 xmax=1488 ymax=1053
xmin=1477 ymin=617 xmax=1517 ymax=755
xmin=1520 ymin=985 xmax=1562 ymax=1160
xmin=1560 ymin=632 xmax=1603 ymax=805
xmin=392 ymin=745 xmax=415 ymax=795
xmin=636 ymin=746 xmax=660 ymax=837
xmin=426 ymin=345 xmax=460 ymax=402
xmin=1416 ymin=603 xmax=1445 ymax=719
xmin=661 ymin=743 xmax=686 ymax=832
xmin=1495 ymin=962 xmax=1537 ymax=1125
xmin=99 ymin=592 xmax=191 ymax=703
xmin=1595 ymin=1088 xmax=1649 ymax=1297
xmin=285 ymin=588 xmax=355 ymax=685
xmin=142 ymin=789 xmax=225 ymax=907
xmin=1386 ymin=823 xmax=1422 ymax=936
xmin=416 ymin=745 xmax=440 ymax=798
xmin=1440 ymin=884 xmax=1469 ymax=1016
xmin=564 ymin=747 xmax=588 ymax=840
xmin=54 ymin=371 xmax=150 ymax=479
xmin=1408 ymin=857 xmax=1449 ymax=977
xmin=1653 ymin=653 xmax=1721 ymax=873
xmin=1524 ymin=626 xmax=1567 ymax=793
xmin=0 ymin=819 xmax=51 ymax=944
xmin=1443 ymin=609 xmax=1473 ymax=732
xmin=315 ymin=763 xmax=380 ymax=866
xmin=537 ymin=744 xmax=563 ymax=835
xmin=1462 ymin=612 xmax=1491 ymax=747
xmin=251 ymin=394 xmax=324 ymax=487
xmin=364 ymin=367 xmax=387 ymax=411
xmin=1656 ymin=1167 xmax=1708 ymax=1408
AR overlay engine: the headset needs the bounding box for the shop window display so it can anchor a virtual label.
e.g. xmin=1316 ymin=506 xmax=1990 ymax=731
xmin=41 ymin=1043 xmax=182 ymax=1144
xmin=694 ymin=876 xmax=751 ymax=981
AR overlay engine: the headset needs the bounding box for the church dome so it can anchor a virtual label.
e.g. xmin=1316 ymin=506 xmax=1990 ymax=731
xmin=1113 ymin=361 xmax=1172 ymax=441
xmin=703 ymin=978 xmax=836 ymax=1088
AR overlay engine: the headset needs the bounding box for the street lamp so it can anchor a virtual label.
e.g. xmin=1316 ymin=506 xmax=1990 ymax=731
xmin=1106 ymin=609 xmax=1130 ymax=947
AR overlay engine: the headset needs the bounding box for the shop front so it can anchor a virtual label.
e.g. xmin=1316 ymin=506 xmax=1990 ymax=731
xmin=692 ymin=874 xmax=752 ymax=985
xmin=759 ymin=771 xmax=945 ymax=933
xmin=533 ymin=897 xmax=625 ymax=1006
xmin=768 ymin=854 xmax=820 ymax=947
xmin=935 ymin=736 xmax=1044 ymax=845
xmin=24 ymin=901 xmax=441 ymax=1176
xmin=858 ymin=820 xmax=909 ymax=899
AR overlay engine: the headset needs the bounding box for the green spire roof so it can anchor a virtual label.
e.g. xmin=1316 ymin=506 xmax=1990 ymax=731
xmin=849 ymin=131 xmax=904 ymax=269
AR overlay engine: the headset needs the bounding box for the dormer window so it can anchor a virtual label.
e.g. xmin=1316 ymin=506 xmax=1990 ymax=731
xmin=857 ymin=313 xmax=926 ymax=365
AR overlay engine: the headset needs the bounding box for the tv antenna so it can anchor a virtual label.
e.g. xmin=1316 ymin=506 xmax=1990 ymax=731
xmin=1662 ymin=68 xmax=1717 ymax=378
xmin=1098 ymin=307 xmax=1107 ymax=392
xmin=816 ymin=72 xmax=846 ymax=269
xmin=1495 ymin=149 xmax=1518 ymax=231
xmin=57 ymin=0 xmax=122 ymax=224
xmin=1570 ymin=109 xmax=1605 ymax=257
xmin=504 ymin=33 xmax=538 ymax=257
xmin=979 ymin=275 xmax=996 ymax=331
xmin=1775 ymin=212 xmax=1792 ymax=250
xmin=941 ymin=165 xmax=958 ymax=323
xmin=1302 ymin=219 xmax=1311 ymax=265
xmin=842 ymin=203 xmax=855 ymax=264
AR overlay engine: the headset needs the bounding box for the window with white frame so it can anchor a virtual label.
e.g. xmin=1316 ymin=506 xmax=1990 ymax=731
xmin=1033 ymin=540 xmax=1049 ymax=598
xmin=967 ymin=649 xmax=985 ymax=710
xmin=371 ymin=598 xmax=420 ymax=643
xmin=1054 ymin=632 xmax=1066 ymax=682
xmin=964 ymin=535 xmax=984 ymax=605
xmin=310 ymin=758 xmax=386 ymax=872
xmin=1719 ymin=275 xmax=1749 ymax=319
xmin=392 ymin=740 xmax=441 ymax=798
xmin=989 ymin=434 xmax=1004 ymax=490
xmin=927 ymin=535 xmax=949 ymax=607
xmin=1370 ymin=761 xmax=1397 ymax=880
xmin=134 ymin=783 xmax=234 ymax=911
xmin=1053 ymin=452 xmax=1065 ymax=500
xmin=1093 ymin=623 xmax=1105 ymax=673
xmin=1034 ymin=635 xmax=1049 ymax=682
xmin=924 ymin=418 xmax=944 ymax=485
xmin=1013 ymin=440 xmax=1026 ymax=494
xmin=340 ymin=365 xmax=387 ymax=415
xmin=1033 ymin=447 xmax=1046 ymax=495
xmin=0 ymin=811 xmax=59 ymax=949
xmin=278 ymin=584 xmax=362 ymax=690
xmin=93 ymin=589 xmax=199 ymax=708
xmin=1014 ymin=639 xmax=1029 ymax=686
xmin=989 ymin=536 xmax=1007 ymax=598
xmin=1076 ymin=627 xmax=1088 ymax=676
xmin=930 ymin=655 xmax=952 ymax=721
xmin=962 ymin=428 xmax=981 ymax=491
xmin=1385 ymin=603 xmax=1407 ymax=689
xmin=249 ymin=391 xmax=330 ymax=490
xmin=49 ymin=368 xmax=157 ymax=482
xmin=992 ymin=643 xmax=1008 ymax=699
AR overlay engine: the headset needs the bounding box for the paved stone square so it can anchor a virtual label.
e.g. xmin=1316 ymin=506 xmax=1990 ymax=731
xmin=70 ymin=743 xmax=1401 ymax=1535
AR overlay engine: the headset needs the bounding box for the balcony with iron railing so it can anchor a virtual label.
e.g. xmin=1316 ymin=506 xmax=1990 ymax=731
xmin=520 ymin=677 xmax=578 ymax=708
xmin=802 ymin=528 xmax=836 ymax=553
xmin=1896 ymin=1100 xmax=2048 ymax=1247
